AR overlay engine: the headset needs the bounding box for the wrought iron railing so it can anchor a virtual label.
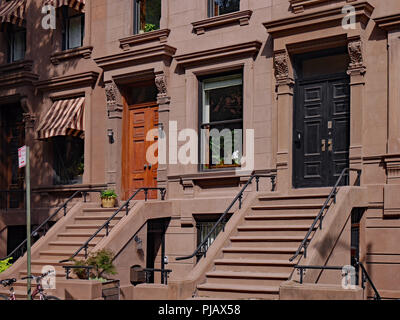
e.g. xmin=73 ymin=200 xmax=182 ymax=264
xmin=0 ymin=190 xmax=100 ymax=262
xmin=60 ymin=187 xmax=167 ymax=263
xmin=295 ymin=258 xmax=381 ymax=300
xmin=175 ymin=173 xmax=276 ymax=261
xmin=144 ymin=268 xmax=172 ymax=285
xmin=289 ymin=168 xmax=362 ymax=262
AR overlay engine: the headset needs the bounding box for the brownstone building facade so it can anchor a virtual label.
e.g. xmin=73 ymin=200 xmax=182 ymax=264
xmin=0 ymin=0 xmax=399 ymax=300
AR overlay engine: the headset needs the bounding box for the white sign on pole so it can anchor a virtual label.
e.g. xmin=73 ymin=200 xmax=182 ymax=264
xmin=18 ymin=145 xmax=27 ymax=168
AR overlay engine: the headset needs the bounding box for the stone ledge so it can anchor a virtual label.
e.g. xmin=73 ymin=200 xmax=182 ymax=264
xmin=119 ymin=29 xmax=170 ymax=51
xmin=50 ymin=46 xmax=93 ymax=65
xmin=192 ymin=10 xmax=252 ymax=35
xmin=374 ymin=13 xmax=400 ymax=31
xmin=35 ymin=71 xmax=99 ymax=92
xmin=289 ymin=0 xmax=357 ymax=14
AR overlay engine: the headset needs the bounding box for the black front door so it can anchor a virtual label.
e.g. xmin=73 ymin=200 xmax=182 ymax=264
xmin=293 ymin=76 xmax=350 ymax=188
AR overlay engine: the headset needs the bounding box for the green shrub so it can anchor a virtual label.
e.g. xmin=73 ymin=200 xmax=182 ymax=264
xmin=73 ymin=249 xmax=117 ymax=280
xmin=100 ymin=189 xmax=117 ymax=199
xmin=0 ymin=257 xmax=13 ymax=273
xmin=145 ymin=23 xmax=157 ymax=32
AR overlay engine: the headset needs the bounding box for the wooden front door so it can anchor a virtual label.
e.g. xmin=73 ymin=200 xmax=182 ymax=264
xmin=293 ymin=76 xmax=350 ymax=188
xmin=124 ymin=102 xmax=158 ymax=200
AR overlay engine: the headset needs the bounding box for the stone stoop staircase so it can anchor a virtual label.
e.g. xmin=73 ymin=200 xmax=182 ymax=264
xmin=0 ymin=203 xmax=126 ymax=299
xmin=195 ymin=193 xmax=330 ymax=299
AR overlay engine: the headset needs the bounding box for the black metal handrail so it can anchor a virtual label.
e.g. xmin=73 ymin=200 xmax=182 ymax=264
xmin=60 ymin=187 xmax=167 ymax=263
xmin=0 ymin=190 xmax=100 ymax=262
xmin=295 ymin=259 xmax=381 ymax=300
xmin=175 ymin=173 xmax=276 ymax=261
xmin=63 ymin=265 xmax=95 ymax=280
xmin=289 ymin=168 xmax=362 ymax=262
xmin=143 ymin=268 xmax=172 ymax=285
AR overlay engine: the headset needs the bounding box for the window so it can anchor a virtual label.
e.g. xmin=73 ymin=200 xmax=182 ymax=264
xmin=208 ymin=0 xmax=240 ymax=17
xmin=200 ymin=73 xmax=243 ymax=170
xmin=62 ymin=7 xmax=84 ymax=50
xmin=7 ymin=27 xmax=26 ymax=63
xmin=134 ymin=0 xmax=161 ymax=34
xmin=52 ymin=136 xmax=84 ymax=185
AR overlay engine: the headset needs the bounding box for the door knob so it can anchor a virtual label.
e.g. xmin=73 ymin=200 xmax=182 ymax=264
xmin=321 ymin=139 xmax=326 ymax=152
xmin=148 ymin=164 xmax=152 ymax=169
xmin=144 ymin=164 xmax=147 ymax=170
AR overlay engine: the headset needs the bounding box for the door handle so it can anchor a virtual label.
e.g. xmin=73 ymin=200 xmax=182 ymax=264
xmin=144 ymin=164 xmax=147 ymax=170
xmin=148 ymin=164 xmax=152 ymax=169
xmin=321 ymin=139 xmax=326 ymax=152
xmin=328 ymin=139 xmax=333 ymax=151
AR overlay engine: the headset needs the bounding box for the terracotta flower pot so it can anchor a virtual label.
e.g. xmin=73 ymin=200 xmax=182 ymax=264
xmin=101 ymin=197 xmax=116 ymax=208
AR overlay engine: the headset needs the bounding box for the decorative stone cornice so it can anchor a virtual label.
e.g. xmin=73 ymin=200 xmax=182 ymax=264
xmin=50 ymin=46 xmax=93 ymax=65
xmin=273 ymin=50 xmax=290 ymax=82
xmin=119 ymin=29 xmax=170 ymax=51
xmin=347 ymin=36 xmax=366 ymax=76
xmin=174 ymin=41 xmax=261 ymax=68
xmin=264 ymin=2 xmax=374 ymax=38
xmin=35 ymin=71 xmax=99 ymax=92
xmin=0 ymin=60 xmax=38 ymax=88
xmin=374 ymin=14 xmax=400 ymax=31
xmin=94 ymin=44 xmax=176 ymax=71
xmin=289 ymin=0 xmax=357 ymax=14
xmin=192 ymin=10 xmax=252 ymax=35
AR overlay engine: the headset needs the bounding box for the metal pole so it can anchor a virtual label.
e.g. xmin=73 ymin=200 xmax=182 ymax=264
xmin=26 ymin=147 xmax=32 ymax=300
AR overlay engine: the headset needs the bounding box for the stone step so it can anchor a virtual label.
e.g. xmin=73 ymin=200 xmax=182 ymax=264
xmin=48 ymin=241 xmax=96 ymax=251
xmin=196 ymin=283 xmax=279 ymax=299
xmin=39 ymin=250 xmax=85 ymax=260
xmin=56 ymin=232 xmax=105 ymax=242
xmin=74 ymin=215 xmax=123 ymax=225
xmin=222 ymin=246 xmax=301 ymax=260
xmin=214 ymin=258 xmax=296 ymax=273
xmin=205 ymin=270 xmax=290 ymax=287
xmin=244 ymin=213 xmax=318 ymax=225
xmin=257 ymin=193 xmax=329 ymax=205
xmin=229 ymin=235 xmax=309 ymax=248
xmin=236 ymin=225 xmax=314 ymax=236
xmin=251 ymin=204 xmax=326 ymax=214
xmin=65 ymin=224 xmax=115 ymax=231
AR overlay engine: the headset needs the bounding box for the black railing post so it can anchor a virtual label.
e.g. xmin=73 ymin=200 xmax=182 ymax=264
xmin=84 ymin=245 xmax=88 ymax=259
xmin=271 ymin=176 xmax=276 ymax=191
xmin=144 ymin=189 xmax=148 ymax=201
xmin=256 ymin=176 xmax=260 ymax=192
xmin=65 ymin=267 xmax=71 ymax=280
xmin=238 ymin=193 xmax=243 ymax=209
xmin=126 ymin=201 xmax=130 ymax=215
xmin=63 ymin=204 xmax=67 ymax=216
xmin=299 ymin=267 xmax=304 ymax=284
xmin=105 ymin=222 xmax=109 ymax=236
xmin=160 ymin=189 xmax=166 ymax=200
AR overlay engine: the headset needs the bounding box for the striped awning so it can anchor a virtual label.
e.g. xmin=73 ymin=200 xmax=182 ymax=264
xmin=0 ymin=0 xmax=26 ymax=27
xmin=44 ymin=0 xmax=85 ymax=12
xmin=37 ymin=97 xmax=85 ymax=140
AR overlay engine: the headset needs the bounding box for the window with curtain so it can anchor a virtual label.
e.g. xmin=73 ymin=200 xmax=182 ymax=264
xmin=208 ymin=0 xmax=240 ymax=17
xmin=134 ymin=0 xmax=161 ymax=34
xmin=200 ymin=73 xmax=243 ymax=170
xmin=7 ymin=26 xmax=26 ymax=63
xmin=62 ymin=7 xmax=84 ymax=50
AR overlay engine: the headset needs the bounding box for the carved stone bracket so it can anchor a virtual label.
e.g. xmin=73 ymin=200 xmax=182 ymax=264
xmin=105 ymin=81 xmax=123 ymax=119
xmin=155 ymin=72 xmax=170 ymax=105
xmin=273 ymin=50 xmax=294 ymax=87
xmin=347 ymin=37 xmax=366 ymax=76
xmin=22 ymin=112 xmax=36 ymax=129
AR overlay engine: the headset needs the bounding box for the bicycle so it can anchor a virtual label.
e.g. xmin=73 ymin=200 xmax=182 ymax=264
xmin=0 ymin=270 xmax=60 ymax=300
xmin=0 ymin=278 xmax=17 ymax=300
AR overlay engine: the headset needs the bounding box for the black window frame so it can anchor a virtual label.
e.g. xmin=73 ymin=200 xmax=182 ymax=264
xmin=61 ymin=6 xmax=85 ymax=51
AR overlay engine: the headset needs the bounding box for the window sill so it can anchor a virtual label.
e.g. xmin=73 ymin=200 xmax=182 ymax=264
xmin=289 ymin=0 xmax=357 ymax=13
xmin=50 ymin=46 xmax=93 ymax=65
xmin=0 ymin=59 xmax=33 ymax=74
xmin=119 ymin=29 xmax=170 ymax=51
xmin=192 ymin=10 xmax=252 ymax=35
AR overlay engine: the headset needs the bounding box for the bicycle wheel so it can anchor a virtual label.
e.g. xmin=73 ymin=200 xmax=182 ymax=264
xmin=0 ymin=294 xmax=9 ymax=300
xmin=44 ymin=295 xmax=61 ymax=300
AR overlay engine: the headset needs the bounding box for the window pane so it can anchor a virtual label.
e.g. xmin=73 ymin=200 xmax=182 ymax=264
xmin=210 ymin=0 xmax=240 ymax=16
xmin=68 ymin=15 xmax=82 ymax=49
xmin=12 ymin=30 xmax=25 ymax=62
xmin=201 ymin=74 xmax=243 ymax=170
xmin=125 ymin=84 xmax=158 ymax=105
xmin=137 ymin=0 xmax=161 ymax=33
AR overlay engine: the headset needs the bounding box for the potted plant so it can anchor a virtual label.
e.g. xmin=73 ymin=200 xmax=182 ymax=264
xmin=72 ymin=249 xmax=120 ymax=300
xmin=0 ymin=257 xmax=12 ymax=274
xmin=101 ymin=189 xmax=117 ymax=208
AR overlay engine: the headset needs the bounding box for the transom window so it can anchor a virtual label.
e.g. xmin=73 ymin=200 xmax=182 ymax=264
xmin=62 ymin=7 xmax=84 ymax=50
xmin=7 ymin=26 xmax=26 ymax=63
xmin=208 ymin=0 xmax=240 ymax=17
xmin=134 ymin=0 xmax=161 ymax=34
xmin=200 ymin=73 xmax=243 ymax=170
